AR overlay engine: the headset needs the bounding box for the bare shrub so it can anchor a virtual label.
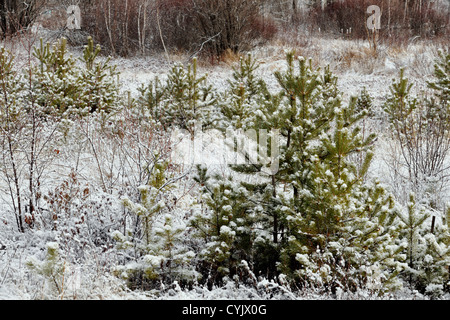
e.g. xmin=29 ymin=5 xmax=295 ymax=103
xmin=383 ymin=55 xmax=450 ymax=209
xmin=0 ymin=0 xmax=47 ymax=37
xmin=150 ymin=0 xmax=196 ymax=53
xmin=152 ymin=0 xmax=276 ymax=59
xmin=308 ymin=0 xmax=449 ymax=44
xmin=79 ymin=0 xmax=274 ymax=58
xmin=191 ymin=0 xmax=266 ymax=57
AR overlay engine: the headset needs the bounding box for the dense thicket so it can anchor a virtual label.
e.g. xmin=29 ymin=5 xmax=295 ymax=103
xmin=309 ymin=0 xmax=449 ymax=40
xmin=0 ymin=0 xmax=46 ymax=37
xmin=79 ymin=0 xmax=275 ymax=58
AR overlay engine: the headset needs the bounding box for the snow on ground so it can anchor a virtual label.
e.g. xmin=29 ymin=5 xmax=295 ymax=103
xmin=0 ymin=35 xmax=448 ymax=299
xmin=110 ymin=37 xmax=441 ymax=108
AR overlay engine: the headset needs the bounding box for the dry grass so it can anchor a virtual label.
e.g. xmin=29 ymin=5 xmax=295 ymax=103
xmin=219 ymin=48 xmax=243 ymax=65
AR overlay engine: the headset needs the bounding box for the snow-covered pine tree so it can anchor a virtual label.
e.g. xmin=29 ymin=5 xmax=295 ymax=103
xmin=76 ymin=36 xmax=120 ymax=115
xmin=138 ymin=58 xmax=217 ymax=137
xmin=355 ymin=86 xmax=375 ymax=117
xmin=382 ymin=52 xmax=450 ymax=297
xmin=32 ymin=37 xmax=78 ymax=115
xmin=112 ymin=158 xmax=197 ymax=288
xmin=224 ymin=53 xmax=342 ymax=278
xmin=270 ymin=54 xmax=340 ymax=209
xmin=279 ymin=87 xmax=404 ymax=293
xmin=31 ymin=37 xmax=119 ymax=117
xmin=137 ymin=75 xmax=166 ymax=122
xmin=151 ymin=213 xmax=198 ymax=285
xmin=112 ymin=159 xmax=170 ymax=286
xmin=26 ymin=242 xmax=66 ymax=297
xmin=190 ymin=165 xmax=252 ymax=284
xmin=397 ymin=193 xmax=450 ymax=297
xmin=211 ymin=52 xmax=405 ymax=292
xmin=220 ymin=53 xmax=268 ymax=129
xmin=353 ymin=87 xmax=375 ymax=172
xmin=427 ymin=49 xmax=450 ymax=106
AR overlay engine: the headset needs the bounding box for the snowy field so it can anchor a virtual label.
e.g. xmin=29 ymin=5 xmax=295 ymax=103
xmin=0 ymin=33 xmax=449 ymax=300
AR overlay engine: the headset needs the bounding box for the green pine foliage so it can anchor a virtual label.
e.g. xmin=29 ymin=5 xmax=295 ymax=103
xmin=397 ymin=194 xmax=450 ymax=297
xmin=427 ymin=49 xmax=450 ymax=105
xmin=137 ymin=75 xmax=166 ymax=121
xmin=152 ymin=214 xmax=198 ymax=284
xmin=271 ymin=54 xmax=403 ymax=292
xmin=138 ymin=58 xmax=217 ymax=136
xmin=26 ymin=242 xmax=66 ymax=297
xmin=204 ymin=52 xmax=405 ymax=293
xmin=383 ymin=68 xmax=417 ymax=136
xmin=113 ymin=159 xmax=198 ymax=288
xmin=31 ymin=37 xmax=119 ymax=116
xmin=77 ymin=37 xmax=120 ymax=114
xmin=32 ymin=38 xmax=78 ymax=115
xmin=220 ymin=53 xmax=268 ymax=129
xmin=190 ymin=165 xmax=252 ymax=283
xmin=271 ymin=54 xmax=341 ymax=205
xmin=355 ymin=86 xmax=375 ymax=117
xmin=282 ymin=179 xmax=405 ymax=292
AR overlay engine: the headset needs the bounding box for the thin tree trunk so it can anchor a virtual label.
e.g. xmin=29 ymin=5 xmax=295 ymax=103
xmin=124 ymin=0 xmax=129 ymax=56
xmin=404 ymin=0 xmax=409 ymax=24
xmin=28 ymin=111 xmax=36 ymax=227
xmin=156 ymin=2 xmax=170 ymax=63
xmin=7 ymin=136 xmax=24 ymax=233
xmin=0 ymin=63 xmax=24 ymax=232
xmin=104 ymin=0 xmax=116 ymax=55
xmin=388 ymin=0 xmax=391 ymax=36
xmin=272 ymin=174 xmax=278 ymax=244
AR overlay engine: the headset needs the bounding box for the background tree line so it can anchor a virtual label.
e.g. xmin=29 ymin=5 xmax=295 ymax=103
xmin=1 ymin=1 xmax=448 ymax=58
